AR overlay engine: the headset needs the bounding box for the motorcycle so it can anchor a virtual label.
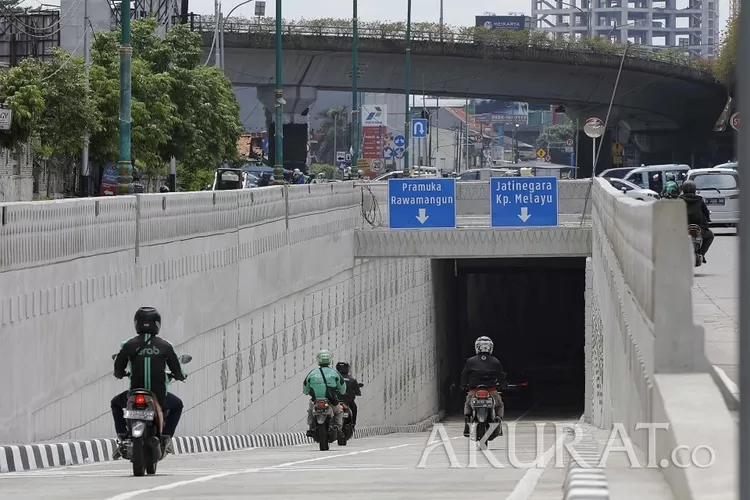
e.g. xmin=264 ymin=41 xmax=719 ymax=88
xmin=469 ymin=384 xmax=502 ymax=443
xmin=111 ymin=353 xmax=192 ymax=476
xmin=688 ymin=224 xmax=703 ymax=267
xmin=310 ymin=398 xmax=341 ymax=451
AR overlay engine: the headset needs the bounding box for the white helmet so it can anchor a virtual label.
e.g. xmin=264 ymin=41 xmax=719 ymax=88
xmin=475 ymin=336 xmax=493 ymax=355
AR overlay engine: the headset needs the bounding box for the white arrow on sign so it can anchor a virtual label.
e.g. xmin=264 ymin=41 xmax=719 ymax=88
xmin=416 ymin=208 xmax=429 ymax=224
xmin=518 ymin=207 xmax=531 ymax=222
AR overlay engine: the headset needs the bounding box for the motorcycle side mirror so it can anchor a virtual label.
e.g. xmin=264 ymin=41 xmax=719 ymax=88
xmin=180 ymin=355 xmax=193 ymax=364
xmin=358 ymin=383 xmax=364 ymax=387
xmin=111 ymin=354 xmax=117 ymax=360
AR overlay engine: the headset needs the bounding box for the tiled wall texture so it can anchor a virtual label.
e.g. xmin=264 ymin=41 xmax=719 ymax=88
xmin=0 ymin=183 xmax=438 ymax=444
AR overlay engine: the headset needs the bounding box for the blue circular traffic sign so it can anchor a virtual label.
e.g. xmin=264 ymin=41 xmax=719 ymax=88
xmin=394 ymin=135 xmax=405 ymax=148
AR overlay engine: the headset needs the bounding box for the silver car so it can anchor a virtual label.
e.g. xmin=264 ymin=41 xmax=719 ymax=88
xmin=686 ymin=168 xmax=739 ymax=226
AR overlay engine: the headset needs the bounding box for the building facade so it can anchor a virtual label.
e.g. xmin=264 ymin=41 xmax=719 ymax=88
xmin=531 ymin=0 xmax=718 ymax=57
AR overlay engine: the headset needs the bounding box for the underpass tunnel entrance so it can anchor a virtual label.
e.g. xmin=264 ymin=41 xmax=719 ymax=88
xmin=433 ymin=258 xmax=586 ymax=420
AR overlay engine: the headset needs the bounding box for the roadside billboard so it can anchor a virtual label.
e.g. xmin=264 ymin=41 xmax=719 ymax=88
xmin=474 ymin=100 xmax=529 ymax=126
xmin=475 ymin=15 xmax=531 ymax=31
xmin=361 ymin=104 xmax=387 ymax=127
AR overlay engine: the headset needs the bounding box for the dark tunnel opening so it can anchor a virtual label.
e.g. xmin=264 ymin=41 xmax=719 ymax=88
xmin=433 ymin=257 xmax=586 ymax=421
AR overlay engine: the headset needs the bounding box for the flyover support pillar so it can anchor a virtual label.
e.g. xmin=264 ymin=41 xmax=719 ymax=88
xmin=258 ymin=86 xmax=318 ymax=174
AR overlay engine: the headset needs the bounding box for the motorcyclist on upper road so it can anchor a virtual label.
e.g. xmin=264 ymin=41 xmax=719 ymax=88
xmin=293 ymin=169 xmax=305 ymax=184
xmin=679 ymin=179 xmax=714 ymax=263
xmin=661 ymin=173 xmax=680 ymax=199
xmin=461 ymin=336 xmax=506 ymax=437
xmin=303 ymin=350 xmax=346 ymax=439
xmin=113 ymin=307 xmax=186 ymax=455
xmin=335 ymin=361 xmax=362 ymax=428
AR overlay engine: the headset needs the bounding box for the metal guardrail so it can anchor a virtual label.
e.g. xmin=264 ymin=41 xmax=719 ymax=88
xmin=185 ymin=15 xmax=714 ymax=75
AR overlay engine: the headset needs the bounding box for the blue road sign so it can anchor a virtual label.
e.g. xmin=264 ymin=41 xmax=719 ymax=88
xmin=388 ymin=178 xmax=456 ymax=229
xmin=262 ymin=138 xmax=269 ymax=152
xmin=411 ymin=119 xmax=428 ymax=138
xmin=490 ymin=177 xmax=558 ymax=227
xmin=383 ymin=146 xmax=395 ymax=159
xmin=394 ymin=147 xmax=404 ymax=159
xmin=394 ymin=134 xmax=406 ymax=148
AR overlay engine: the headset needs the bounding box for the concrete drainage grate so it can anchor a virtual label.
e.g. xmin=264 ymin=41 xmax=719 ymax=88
xmin=562 ymin=421 xmax=610 ymax=499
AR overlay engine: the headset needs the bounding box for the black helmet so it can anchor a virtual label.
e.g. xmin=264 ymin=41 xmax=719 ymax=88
xmin=681 ymin=179 xmax=697 ymax=194
xmin=134 ymin=307 xmax=161 ymax=335
xmin=666 ymin=173 xmax=676 ymax=181
xmin=159 ymin=185 xmax=170 ymax=193
xmin=336 ymin=361 xmax=350 ymax=375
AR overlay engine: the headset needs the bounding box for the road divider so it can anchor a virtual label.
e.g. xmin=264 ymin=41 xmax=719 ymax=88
xmin=0 ymin=412 xmax=443 ymax=473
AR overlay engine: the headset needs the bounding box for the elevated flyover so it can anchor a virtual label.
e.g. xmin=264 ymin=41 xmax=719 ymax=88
xmin=197 ymin=21 xmax=725 ymax=132
xmin=0 ymin=179 xmax=736 ymax=499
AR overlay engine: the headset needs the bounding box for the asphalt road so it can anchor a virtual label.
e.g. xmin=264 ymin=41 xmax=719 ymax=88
xmin=693 ymin=228 xmax=738 ymax=384
xmin=0 ymin=415 xmax=579 ymax=500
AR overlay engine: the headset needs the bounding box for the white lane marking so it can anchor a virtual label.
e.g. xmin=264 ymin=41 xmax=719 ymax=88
xmin=102 ymin=443 xmax=416 ymax=500
xmin=0 ymin=466 xmax=409 ymax=479
xmin=504 ymin=429 xmax=567 ymax=500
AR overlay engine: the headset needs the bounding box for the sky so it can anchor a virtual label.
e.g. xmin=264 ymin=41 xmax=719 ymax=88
xmin=188 ymin=0 xmax=731 ymax=33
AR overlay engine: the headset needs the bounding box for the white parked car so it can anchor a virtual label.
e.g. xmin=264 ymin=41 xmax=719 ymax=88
xmin=685 ymin=168 xmax=739 ymax=226
xmin=605 ymin=177 xmax=660 ymax=201
xmin=713 ymin=161 xmax=738 ymax=171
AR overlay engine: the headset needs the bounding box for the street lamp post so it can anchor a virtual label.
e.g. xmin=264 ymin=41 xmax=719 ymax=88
xmin=117 ymin=0 xmax=133 ymax=195
xmin=351 ymin=0 xmax=359 ymax=170
xmin=273 ymin=0 xmax=284 ymax=184
xmin=221 ymin=0 xmax=257 ymax=72
xmin=403 ymin=0 xmax=412 ymax=176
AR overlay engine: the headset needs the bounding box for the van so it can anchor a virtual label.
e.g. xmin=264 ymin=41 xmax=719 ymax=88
xmin=685 ymin=168 xmax=739 ymax=226
xmin=622 ymin=164 xmax=691 ymax=194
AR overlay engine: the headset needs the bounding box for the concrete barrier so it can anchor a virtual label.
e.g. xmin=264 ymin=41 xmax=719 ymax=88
xmin=0 ymin=412 xmax=443 ymax=473
xmin=0 ymin=182 xmax=439 ymax=444
xmin=588 ymin=178 xmax=736 ymax=500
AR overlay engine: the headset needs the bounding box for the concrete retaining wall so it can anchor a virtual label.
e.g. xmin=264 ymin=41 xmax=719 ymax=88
xmin=0 ymin=182 xmax=439 ymax=444
xmin=588 ymin=178 xmax=736 ymax=500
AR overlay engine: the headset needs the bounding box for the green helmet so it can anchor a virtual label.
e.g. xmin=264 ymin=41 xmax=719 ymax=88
xmin=316 ymin=349 xmax=332 ymax=366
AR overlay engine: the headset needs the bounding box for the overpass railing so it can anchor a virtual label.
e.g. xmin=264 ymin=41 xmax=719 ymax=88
xmin=187 ymin=15 xmax=713 ymax=74
xmin=358 ymin=179 xmax=591 ymax=229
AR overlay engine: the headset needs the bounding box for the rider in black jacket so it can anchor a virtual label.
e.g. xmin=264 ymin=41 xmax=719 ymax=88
xmin=680 ymin=179 xmax=714 ymax=263
xmin=336 ymin=362 xmax=362 ymax=427
xmin=460 ymin=336 xmax=506 ymax=437
xmin=113 ymin=307 xmax=186 ymax=454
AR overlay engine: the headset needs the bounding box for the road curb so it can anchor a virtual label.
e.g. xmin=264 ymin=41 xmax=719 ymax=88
xmin=0 ymin=412 xmax=444 ymax=473
xmin=561 ymin=418 xmax=610 ymax=499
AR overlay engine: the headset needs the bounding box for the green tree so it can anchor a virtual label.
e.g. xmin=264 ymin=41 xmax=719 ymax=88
xmin=315 ymin=106 xmax=350 ymax=164
xmin=536 ymin=121 xmax=576 ymax=148
xmin=714 ymin=13 xmax=738 ymax=88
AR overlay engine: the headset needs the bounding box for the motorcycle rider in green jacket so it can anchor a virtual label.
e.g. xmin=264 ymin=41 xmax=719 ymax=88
xmin=303 ymin=350 xmax=346 ymax=438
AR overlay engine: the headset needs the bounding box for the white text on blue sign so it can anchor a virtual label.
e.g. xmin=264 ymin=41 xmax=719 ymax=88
xmin=390 ymin=182 xmax=454 ymax=206
xmin=494 ymin=179 xmax=555 ymax=207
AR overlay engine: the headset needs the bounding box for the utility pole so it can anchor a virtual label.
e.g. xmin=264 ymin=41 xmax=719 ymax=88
xmin=117 ymin=0 xmax=133 ymax=194
xmin=351 ymin=0 xmax=359 ymax=170
xmin=215 ymin=0 xmax=221 ymax=67
xmin=80 ymin=0 xmax=90 ymax=197
xmin=403 ymin=0 xmax=412 ymax=176
xmin=273 ymin=0 xmax=284 ymax=183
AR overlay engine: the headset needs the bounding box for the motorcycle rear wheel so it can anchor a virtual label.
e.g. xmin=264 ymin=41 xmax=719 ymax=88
xmin=131 ymin=437 xmax=146 ymax=477
xmin=318 ymin=424 xmax=329 ymax=451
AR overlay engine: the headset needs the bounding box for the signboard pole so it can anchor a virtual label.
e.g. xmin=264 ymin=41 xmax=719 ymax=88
xmin=351 ymin=0 xmax=359 ymax=169
xmin=574 ymin=117 xmax=579 ymax=178
xmin=592 ymin=136 xmax=596 ymax=175
xmin=403 ymin=0 xmax=412 ymax=175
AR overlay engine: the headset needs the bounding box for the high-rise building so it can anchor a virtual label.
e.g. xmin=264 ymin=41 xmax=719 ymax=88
xmin=531 ymin=0 xmax=719 ymax=57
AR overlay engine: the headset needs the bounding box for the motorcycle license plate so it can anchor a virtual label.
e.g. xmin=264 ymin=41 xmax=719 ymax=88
xmin=472 ymin=399 xmax=493 ymax=407
xmin=123 ymin=409 xmax=155 ymax=420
